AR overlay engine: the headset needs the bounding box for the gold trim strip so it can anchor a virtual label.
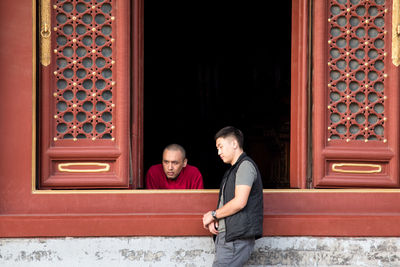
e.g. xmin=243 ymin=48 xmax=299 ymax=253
xmin=393 ymin=0 xmax=400 ymax=66
xmin=31 ymin=189 xmax=400 ymax=195
xmin=40 ymin=0 xmax=51 ymax=66
xmin=58 ymin=162 xmax=111 ymax=173
xmin=332 ymin=163 xmax=382 ymax=174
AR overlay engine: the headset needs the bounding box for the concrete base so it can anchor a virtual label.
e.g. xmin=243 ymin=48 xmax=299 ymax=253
xmin=1 ymin=236 xmax=400 ymax=266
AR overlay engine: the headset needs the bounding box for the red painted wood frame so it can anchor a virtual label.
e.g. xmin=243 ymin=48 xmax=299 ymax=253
xmin=313 ymin=0 xmax=399 ymax=188
xmin=290 ymin=0 xmax=309 ymax=188
xmin=131 ymin=0 xmax=144 ymax=189
xmin=39 ymin=0 xmax=131 ymax=188
xmin=4 ymin=0 xmax=400 ymax=238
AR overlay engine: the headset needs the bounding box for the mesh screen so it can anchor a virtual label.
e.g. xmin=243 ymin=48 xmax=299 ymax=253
xmin=327 ymin=0 xmax=386 ymax=142
xmin=53 ymin=0 xmax=114 ymax=141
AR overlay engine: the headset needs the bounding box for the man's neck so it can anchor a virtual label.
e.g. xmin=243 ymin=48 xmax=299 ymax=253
xmin=230 ymin=150 xmax=244 ymax=166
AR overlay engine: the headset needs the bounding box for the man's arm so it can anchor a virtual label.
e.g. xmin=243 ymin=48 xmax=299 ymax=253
xmin=203 ymin=185 xmax=251 ymax=228
xmin=215 ymin=184 xmax=251 ymax=217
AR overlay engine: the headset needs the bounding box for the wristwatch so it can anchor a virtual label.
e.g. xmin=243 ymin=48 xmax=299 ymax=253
xmin=211 ymin=210 xmax=218 ymax=220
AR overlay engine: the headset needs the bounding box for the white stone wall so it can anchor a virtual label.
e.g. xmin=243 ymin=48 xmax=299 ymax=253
xmin=1 ymin=236 xmax=400 ymax=266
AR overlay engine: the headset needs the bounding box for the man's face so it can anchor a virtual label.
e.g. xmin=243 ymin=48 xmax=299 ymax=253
xmin=216 ymin=137 xmax=236 ymax=165
xmin=162 ymin=149 xmax=187 ymax=179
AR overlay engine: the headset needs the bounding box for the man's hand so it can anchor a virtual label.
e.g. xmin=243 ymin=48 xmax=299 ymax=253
xmin=202 ymin=211 xmax=214 ymax=229
xmin=203 ymin=211 xmax=219 ymax=234
xmin=208 ymin=221 xmax=219 ymax=235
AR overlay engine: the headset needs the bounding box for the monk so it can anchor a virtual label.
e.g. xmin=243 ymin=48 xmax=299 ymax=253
xmin=145 ymin=144 xmax=204 ymax=189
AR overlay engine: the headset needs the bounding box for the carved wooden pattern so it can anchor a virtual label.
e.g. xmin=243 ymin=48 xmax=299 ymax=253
xmin=53 ymin=0 xmax=115 ymax=141
xmin=327 ymin=0 xmax=387 ymax=142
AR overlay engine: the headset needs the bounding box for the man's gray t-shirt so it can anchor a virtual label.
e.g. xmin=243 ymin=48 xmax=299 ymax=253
xmin=217 ymin=160 xmax=257 ymax=233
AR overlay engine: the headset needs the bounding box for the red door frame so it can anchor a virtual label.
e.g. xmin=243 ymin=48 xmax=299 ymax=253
xmin=130 ymin=0 xmax=144 ymax=189
xmin=3 ymin=0 xmax=400 ymax=238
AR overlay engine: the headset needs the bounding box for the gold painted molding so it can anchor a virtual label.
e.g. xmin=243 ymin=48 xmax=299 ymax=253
xmin=58 ymin=162 xmax=111 ymax=173
xmin=332 ymin=163 xmax=382 ymax=174
xmin=31 ymin=188 xmax=400 ymax=195
xmin=39 ymin=0 xmax=51 ymax=66
xmin=393 ymin=0 xmax=400 ymax=66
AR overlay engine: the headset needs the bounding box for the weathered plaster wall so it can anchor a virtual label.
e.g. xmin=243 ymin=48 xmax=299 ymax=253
xmin=1 ymin=236 xmax=400 ymax=266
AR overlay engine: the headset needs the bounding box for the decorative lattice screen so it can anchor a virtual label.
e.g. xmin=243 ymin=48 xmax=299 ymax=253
xmin=327 ymin=0 xmax=386 ymax=142
xmin=53 ymin=0 xmax=115 ymax=141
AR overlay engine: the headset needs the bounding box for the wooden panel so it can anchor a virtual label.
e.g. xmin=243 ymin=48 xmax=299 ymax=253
xmin=39 ymin=0 xmax=131 ymax=188
xmin=3 ymin=191 xmax=400 ymax=237
xmin=290 ymin=0 xmax=309 ymax=188
xmin=313 ymin=0 xmax=399 ymax=187
xmin=4 ymin=214 xmax=400 ymax=238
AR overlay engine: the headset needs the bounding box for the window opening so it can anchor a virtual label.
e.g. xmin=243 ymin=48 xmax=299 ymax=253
xmin=144 ymin=0 xmax=292 ymax=188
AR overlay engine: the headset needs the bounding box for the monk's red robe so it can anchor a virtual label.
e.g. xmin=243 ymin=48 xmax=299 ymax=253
xmin=145 ymin=164 xmax=204 ymax=189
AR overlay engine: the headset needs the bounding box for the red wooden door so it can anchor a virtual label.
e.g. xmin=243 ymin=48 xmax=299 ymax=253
xmin=313 ymin=0 xmax=399 ymax=187
xmin=39 ymin=0 xmax=131 ymax=188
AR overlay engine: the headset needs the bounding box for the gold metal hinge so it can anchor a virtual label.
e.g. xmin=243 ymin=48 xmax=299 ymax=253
xmin=40 ymin=0 xmax=51 ymax=66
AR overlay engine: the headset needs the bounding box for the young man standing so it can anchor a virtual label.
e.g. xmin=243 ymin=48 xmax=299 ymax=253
xmin=203 ymin=126 xmax=263 ymax=266
xmin=146 ymin=144 xmax=204 ymax=189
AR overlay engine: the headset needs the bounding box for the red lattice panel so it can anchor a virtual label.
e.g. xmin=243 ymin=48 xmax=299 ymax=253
xmin=327 ymin=0 xmax=387 ymax=142
xmin=52 ymin=0 xmax=115 ymax=141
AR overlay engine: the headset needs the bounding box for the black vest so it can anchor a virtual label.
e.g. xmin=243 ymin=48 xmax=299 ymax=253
xmin=218 ymin=152 xmax=263 ymax=242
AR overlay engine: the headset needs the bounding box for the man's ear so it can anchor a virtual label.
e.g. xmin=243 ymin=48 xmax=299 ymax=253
xmin=183 ymin=158 xmax=188 ymax=167
xmin=232 ymin=139 xmax=238 ymax=149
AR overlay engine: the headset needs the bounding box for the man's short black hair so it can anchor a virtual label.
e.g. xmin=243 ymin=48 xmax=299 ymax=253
xmin=164 ymin=143 xmax=186 ymax=159
xmin=214 ymin=126 xmax=244 ymax=149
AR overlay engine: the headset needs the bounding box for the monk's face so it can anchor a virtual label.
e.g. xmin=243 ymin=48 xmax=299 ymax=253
xmin=162 ymin=149 xmax=187 ymax=179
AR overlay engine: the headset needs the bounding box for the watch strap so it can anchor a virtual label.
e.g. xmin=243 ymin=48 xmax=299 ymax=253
xmin=212 ymin=210 xmax=218 ymax=220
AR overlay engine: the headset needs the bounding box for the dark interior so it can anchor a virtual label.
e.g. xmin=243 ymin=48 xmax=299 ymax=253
xmin=144 ymin=1 xmax=292 ymax=189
